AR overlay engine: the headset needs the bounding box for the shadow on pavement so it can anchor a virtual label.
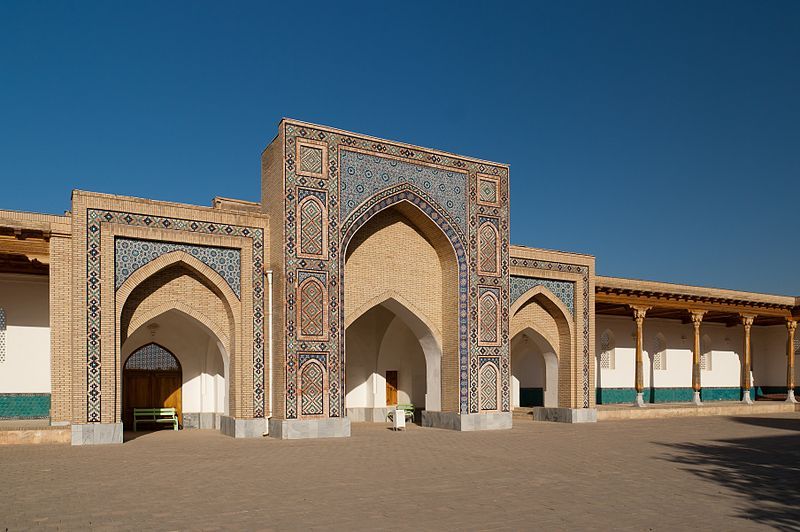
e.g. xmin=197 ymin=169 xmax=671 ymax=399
xmin=659 ymin=421 xmax=800 ymax=529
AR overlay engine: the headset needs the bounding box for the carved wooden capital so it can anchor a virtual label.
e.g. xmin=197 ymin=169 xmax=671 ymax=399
xmin=630 ymin=305 xmax=650 ymax=323
xmin=689 ymin=310 xmax=706 ymax=328
xmin=740 ymin=314 xmax=755 ymax=330
xmin=787 ymin=319 xmax=798 ymax=333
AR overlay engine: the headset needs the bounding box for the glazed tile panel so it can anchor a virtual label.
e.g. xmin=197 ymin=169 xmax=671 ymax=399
xmin=340 ymin=150 xmax=468 ymax=234
xmin=510 ymin=276 xmax=575 ymax=316
xmin=85 ymin=209 xmax=266 ymax=422
xmin=283 ymin=122 xmax=510 ymax=418
xmin=115 ymin=238 xmax=242 ymax=298
xmin=509 ymin=258 xmax=591 ymax=408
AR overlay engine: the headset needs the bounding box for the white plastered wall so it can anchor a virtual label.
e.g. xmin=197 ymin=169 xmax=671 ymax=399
xmin=752 ymin=325 xmax=795 ymax=387
xmin=0 ymin=274 xmax=50 ymax=393
xmin=345 ymin=306 xmax=432 ymax=410
xmin=511 ymin=330 xmax=558 ymax=407
xmin=121 ymin=309 xmax=227 ymax=414
xmin=596 ymin=316 xmax=793 ymax=390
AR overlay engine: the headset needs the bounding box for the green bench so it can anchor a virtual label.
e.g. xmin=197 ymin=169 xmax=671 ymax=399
xmin=133 ymin=407 xmax=179 ymax=431
xmin=386 ymin=404 xmax=415 ymax=424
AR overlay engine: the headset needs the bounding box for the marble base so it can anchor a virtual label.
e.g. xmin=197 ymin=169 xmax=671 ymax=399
xmin=786 ymin=390 xmax=797 ymax=404
xmin=531 ymin=407 xmax=597 ymax=423
xmin=421 ymin=411 xmax=512 ymax=431
xmin=183 ymin=412 xmax=222 ymax=430
xmin=692 ymin=391 xmax=703 ymax=406
xmin=742 ymin=393 xmax=754 ymax=405
xmin=633 ymin=393 xmax=646 ymax=407
xmin=71 ymin=422 xmax=123 ymax=446
xmin=269 ymin=417 xmax=351 ymax=440
xmin=345 ymin=407 xmax=393 ymax=423
xmin=220 ymin=416 xmax=268 ymax=438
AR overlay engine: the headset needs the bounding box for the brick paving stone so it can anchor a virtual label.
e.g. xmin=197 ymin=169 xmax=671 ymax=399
xmin=2 ymin=413 xmax=799 ymax=530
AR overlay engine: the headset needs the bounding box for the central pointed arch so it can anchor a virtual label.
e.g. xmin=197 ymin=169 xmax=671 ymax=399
xmin=114 ymin=250 xmax=241 ymax=423
xmin=340 ymin=185 xmax=468 ymax=414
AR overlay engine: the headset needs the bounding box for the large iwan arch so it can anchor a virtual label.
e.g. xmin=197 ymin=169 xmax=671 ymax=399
xmin=510 ymin=285 xmax=575 ymax=409
xmin=115 ymin=251 xmax=239 ymax=430
xmin=342 ymin=198 xmax=460 ymax=423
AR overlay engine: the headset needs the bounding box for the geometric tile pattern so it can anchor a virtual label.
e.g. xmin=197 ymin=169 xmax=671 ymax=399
xmin=86 ymin=209 xmax=265 ymax=422
xmin=300 ymin=145 xmax=323 ymax=175
xmin=115 ymin=238 xmax=241 ymax=298
xmin=298 ymin=197 xmax=325 ymax=256
xmin=340 ymin=149 xmax=468 ymax=235
xmin=300 ymin=360 xmax=325 ymax=416
xmin=478 ymin=288 xmax=499 ymax=345
xmin=0 ymin=308 xmax=5 ymax=364
xmin=298 ymin=278 xmax=325 ymax=337
xmin=478 ymin=222 xmax=499 ymax=274
xmin=339 ymin=186 xmax=470 ymax=411
xmin=124 ymin=343 xmax=181 ymax=372
xmin=510 ymin=257 xmax=591 ymax=408
xmin=479 ymin=360 xmax=499 ymax=411
xmin=510 ymin=275 xmax=575 ymax=316
xmin=478 ymin=176 xmax=498 ymax=205
xmin=283 ymin=122 xmax=509 ymax=417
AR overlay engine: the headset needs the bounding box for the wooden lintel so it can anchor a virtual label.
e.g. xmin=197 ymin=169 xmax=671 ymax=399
xmin=595 ymin=292 xmax=791 ymax=319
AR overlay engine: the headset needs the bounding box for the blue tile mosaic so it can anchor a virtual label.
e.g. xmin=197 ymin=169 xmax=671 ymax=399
xmin=510 ymin=275 xmax=574 ymax=316
xmin=115 ymin=238 xmax=242 ymax=298
xmin=340 ymin=150 xmax=467 ymax=233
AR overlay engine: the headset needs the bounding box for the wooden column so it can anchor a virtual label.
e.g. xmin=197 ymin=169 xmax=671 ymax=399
xmin=787 ymin=320 xmax=797 ymax=404
xmin=631 ymin=305 xmax=650 ymax=407
xmin=740 ymin=314 xmax=755 ymax=404
xmin=690 ymin=310 xmax=706 ymax=405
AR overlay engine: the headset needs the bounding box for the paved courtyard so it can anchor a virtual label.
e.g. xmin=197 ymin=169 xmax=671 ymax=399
xmin=2 ymin=413 xmax=799 ymax=530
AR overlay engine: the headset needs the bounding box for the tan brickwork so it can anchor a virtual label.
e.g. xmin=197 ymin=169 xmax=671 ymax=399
xmin=68 ymin=191 xmax=268 ymax=425
xmin=343 ymin=203 xmax=460 ymax=411
xmin=49 ymin=234 xmax=73 ymax=423
xmin=510 ymin=245 xmax=596 ymax=409
xmin=262 ymin=129 xmax=285 ymax=419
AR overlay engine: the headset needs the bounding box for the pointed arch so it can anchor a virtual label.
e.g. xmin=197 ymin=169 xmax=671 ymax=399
xmin=298 ymin=358 xmax=327 ymax=418
xmin=340 ymin=186 xmax=467 ymax=413
xmin=114 ymin=249 xmax=241 ymax=420
xmin=510 ymin=285 xmax=575 ymax=340
xmin=599 ymin=328 xmax=616 ymax=370
xmin=477 ymin=220 xmax=500 ymax=276
xmin=297 ymin=275 xmax=328 ymax=340
xmin=116 ymin=250 xmax=240 ymax=321
xmin=510 ymin=284 xmax=575 ymax=408
xmin=126 ymin=301 xmax=231 ymax=357
xmin=346 ymin=290 xmax=443 ymax=412
xmin=297 ymin=193 xmax=328 ymax=259
xmin=479 ymin=360 xmax=501 ymax=411
xmin=478 ymin=289 xmax=501 ymax=346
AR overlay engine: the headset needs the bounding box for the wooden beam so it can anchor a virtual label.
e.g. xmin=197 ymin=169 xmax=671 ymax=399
xmin=596 ymin=291 xmax=791 ymax=318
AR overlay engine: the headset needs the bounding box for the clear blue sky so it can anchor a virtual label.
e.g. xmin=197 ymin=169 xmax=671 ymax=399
xmin=1 ymin=1 xmax=798 ymax=294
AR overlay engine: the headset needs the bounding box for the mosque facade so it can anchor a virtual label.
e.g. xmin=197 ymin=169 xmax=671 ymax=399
xmin=0 ymin=120 xmax=797 ymax=444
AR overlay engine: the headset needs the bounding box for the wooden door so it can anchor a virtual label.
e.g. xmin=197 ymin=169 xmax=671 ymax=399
xmin=157 ymin=373 xmax=182 ymax=424
xmin=386 ymin=370 xmax=398 ymax=406
xmin=123 ymin=372 xmax=152 ymax=427
xmin=123 ymin=370 xmax=182 ymax=428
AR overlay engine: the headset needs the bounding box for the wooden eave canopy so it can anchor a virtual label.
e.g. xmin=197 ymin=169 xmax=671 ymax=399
xmin=0 ymin=226 xmax=50 ymax=275
xmin=596 ymin=285 xmax=799 ymax=327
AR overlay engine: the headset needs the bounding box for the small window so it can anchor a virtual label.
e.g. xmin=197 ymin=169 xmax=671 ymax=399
xmin=0 ymin=308 xmax=6 ymax=363
xmin=599 ymin=329 xmax=615 ymax=370
xmin=653 ymin=334 xmax=667 ymax=371
xmin=700 ymin=334 xmax=712 ymax=371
